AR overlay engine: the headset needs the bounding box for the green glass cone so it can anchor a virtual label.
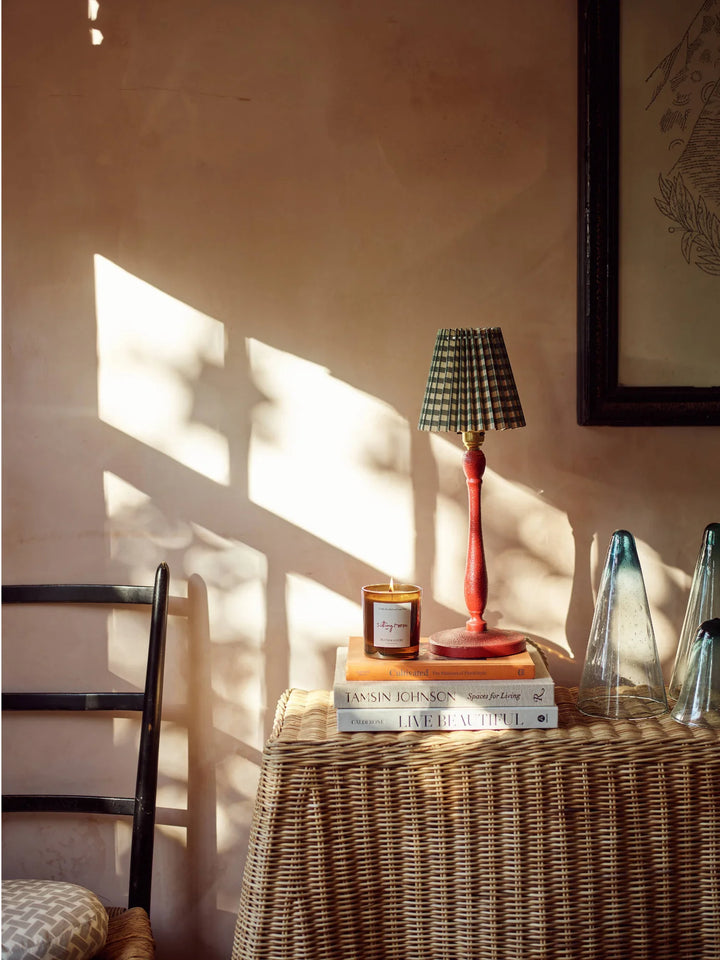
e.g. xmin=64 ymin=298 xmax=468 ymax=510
xmin=668 ymin=523 xmax=720 ymax=700
xmin=578 ymin=530 xmax=668 ymax=720
xmin=670 ymin=618 xmax=720 ymax=728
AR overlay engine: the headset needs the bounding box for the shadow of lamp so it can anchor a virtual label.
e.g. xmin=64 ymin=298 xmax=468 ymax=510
xmin=418 ymin=327 xmax=527 ymax=658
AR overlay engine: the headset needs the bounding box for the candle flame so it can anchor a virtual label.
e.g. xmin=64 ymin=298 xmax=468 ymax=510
xmin=389 ymin=577 xmax=395 ymax=592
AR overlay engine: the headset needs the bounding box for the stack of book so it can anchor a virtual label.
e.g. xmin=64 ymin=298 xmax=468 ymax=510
xmin=334 ymin=635 xmax=557 ymax=732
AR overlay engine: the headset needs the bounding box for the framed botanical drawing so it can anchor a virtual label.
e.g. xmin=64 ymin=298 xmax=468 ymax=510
xmin=577 ymin=0 xmax=720 ymax=425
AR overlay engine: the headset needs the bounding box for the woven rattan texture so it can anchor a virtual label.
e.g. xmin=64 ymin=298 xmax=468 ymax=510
xmin=232 ymin=686 xmax=719 ymax=960
xmin=97 ymin=909 xmax=155 ymax=960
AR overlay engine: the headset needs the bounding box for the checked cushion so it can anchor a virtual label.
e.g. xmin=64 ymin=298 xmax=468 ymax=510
xmin=1 ymin=880 xmax=108 ymax=960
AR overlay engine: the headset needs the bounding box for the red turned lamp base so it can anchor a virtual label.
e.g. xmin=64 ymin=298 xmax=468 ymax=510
xmin=429 ymin=626 xmax=528 ymax=659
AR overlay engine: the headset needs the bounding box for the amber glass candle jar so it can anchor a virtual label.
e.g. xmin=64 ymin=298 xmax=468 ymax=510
xmin=362 ymin=583 xmax=421 ymax=659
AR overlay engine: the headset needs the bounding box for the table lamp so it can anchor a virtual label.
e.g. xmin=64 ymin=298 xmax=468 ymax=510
xmin=418 ymin=327 xmax=527 ymax=658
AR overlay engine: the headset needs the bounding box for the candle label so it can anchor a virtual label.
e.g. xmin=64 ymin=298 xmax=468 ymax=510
xmin=373 ymin=602 xmax=411 ymax=647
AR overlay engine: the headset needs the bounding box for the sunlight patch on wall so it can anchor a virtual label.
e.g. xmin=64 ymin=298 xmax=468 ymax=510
xmin=104 ymin=471 xmax=150 ymax=515
xmin=95 ymin=255 xmax=229 ymax=484
xmin=88 ymin=0 xmax=103 ymax=44
xmin=286 ymin=574 xmax=361 ymax=689
xmin=185 ymin=523 xmax=267 ymax=646
xmin=102 ymin=473 xmax=266 ymax=735
xmin=103 ymin=471 xmax=196 ymax=572
xmin=248 ymin=339 xmax=414 ymax=575
xmin=185 ymin=524 xmax=266 ymax=746
xmin=103 ymin=470 xmax=170 ymax=688
xmin=486 ymin=474 xmax=574 ymax=653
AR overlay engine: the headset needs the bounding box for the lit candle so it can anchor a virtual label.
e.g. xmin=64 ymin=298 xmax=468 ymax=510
xmin=362 ymin=580 xmax=422 ymax=659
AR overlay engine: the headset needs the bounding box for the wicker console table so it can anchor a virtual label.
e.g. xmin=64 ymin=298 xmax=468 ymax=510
xmin=231 ymin=686 xmax=720 ymax=960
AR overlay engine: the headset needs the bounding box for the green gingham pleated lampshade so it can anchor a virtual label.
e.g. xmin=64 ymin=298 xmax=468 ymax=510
xmin=418 ymin=328 xmax=525 ymax=432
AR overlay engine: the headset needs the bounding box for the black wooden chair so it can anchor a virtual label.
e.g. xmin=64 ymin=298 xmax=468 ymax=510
xmin=1 ymin=562 xmax=170 ymax=960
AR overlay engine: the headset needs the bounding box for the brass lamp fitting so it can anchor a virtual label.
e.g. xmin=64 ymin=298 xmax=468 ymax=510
xmin=461 ymin=431 xmax=485 ymax=450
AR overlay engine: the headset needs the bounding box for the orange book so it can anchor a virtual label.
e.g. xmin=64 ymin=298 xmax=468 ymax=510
xmin=345 ymin=635 xmax=536 ymax=681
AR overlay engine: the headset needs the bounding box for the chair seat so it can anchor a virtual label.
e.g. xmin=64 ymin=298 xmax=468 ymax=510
xmin=1 ymin=879 xmax=109 ymax=960
xmin=97 ymin=909 xmax=155 ymax=960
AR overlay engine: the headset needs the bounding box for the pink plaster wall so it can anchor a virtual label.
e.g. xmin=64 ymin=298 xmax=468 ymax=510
xmin=3 ymin=1 xmax=718 ymax=958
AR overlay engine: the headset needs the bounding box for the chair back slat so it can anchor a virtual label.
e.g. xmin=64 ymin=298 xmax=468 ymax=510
xmin=3 ymin=795 xmax=136 ymax=817
xmin=3 ymin=692 xmax=145 ymax=711
xmin=2 ymin=584 xmax=155 ymax=605
xmin=1 ymin=562 xmax=170 ymax=916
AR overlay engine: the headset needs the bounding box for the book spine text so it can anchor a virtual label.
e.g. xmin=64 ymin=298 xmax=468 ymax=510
xmin=336 ymin=706 xmax=559 ymax=731
xmin=333 ymin=683 xmax=554 ymax=708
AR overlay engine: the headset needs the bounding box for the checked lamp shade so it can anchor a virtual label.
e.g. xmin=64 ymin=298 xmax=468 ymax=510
xmin=417 ymin=327 xmax=527 ymax=658
xmin=418 ymin=328 xmax=525 ymax=434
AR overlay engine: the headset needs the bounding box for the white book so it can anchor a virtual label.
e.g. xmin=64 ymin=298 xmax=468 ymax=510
xmin=332 ymin=645 xmax=554 ymax=709
xmin=336 ymin=704 xmax=559 ymax=732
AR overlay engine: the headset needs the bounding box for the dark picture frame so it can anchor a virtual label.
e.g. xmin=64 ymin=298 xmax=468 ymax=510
xmin=577 ymin=0 xmax=720 ymax=426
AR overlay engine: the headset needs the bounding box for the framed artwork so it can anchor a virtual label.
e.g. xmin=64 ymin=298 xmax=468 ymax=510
xmin=577 ymin=0 xmax=720 ymax=426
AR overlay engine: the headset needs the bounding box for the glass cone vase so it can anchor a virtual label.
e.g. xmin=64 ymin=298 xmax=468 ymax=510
xmin=670 ymin=618 xmax=720 ymax=728
xmin=578 ymin=530 xmax=668 ymax=720
xmin=668 ymin=522 xmax=720 ymax=700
